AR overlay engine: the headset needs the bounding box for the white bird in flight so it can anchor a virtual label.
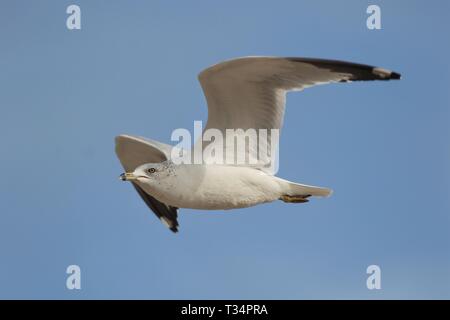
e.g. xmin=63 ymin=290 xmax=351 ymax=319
xmin=115 ymin=56 xmax=401 ymax=232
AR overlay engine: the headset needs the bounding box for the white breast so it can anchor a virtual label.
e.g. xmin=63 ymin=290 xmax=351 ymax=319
xmin=148 ymin=164 xmax=283 ymax=210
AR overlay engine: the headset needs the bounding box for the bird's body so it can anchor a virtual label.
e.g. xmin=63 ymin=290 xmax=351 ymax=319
xmin=115 ymin=56 xmax=401 ymax=232
xmin=135 ymin=162 xmax=284 ymax=210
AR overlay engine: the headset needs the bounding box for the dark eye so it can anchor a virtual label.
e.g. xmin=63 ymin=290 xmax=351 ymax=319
xmin=147 ymin=168 xmax=156 ymax=174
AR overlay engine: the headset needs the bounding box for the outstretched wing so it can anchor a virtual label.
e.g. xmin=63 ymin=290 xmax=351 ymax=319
xmin=198 ymin=56 xmax=401 ymax=173
xmin=115 ymin=134 xmax=179 ymax=233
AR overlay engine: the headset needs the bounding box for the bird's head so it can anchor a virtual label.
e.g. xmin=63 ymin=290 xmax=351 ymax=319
xmin=119 ymin=162 xmax=173 ymax=184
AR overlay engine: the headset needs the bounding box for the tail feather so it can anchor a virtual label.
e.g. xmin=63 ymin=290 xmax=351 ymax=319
xmin=276 ymin=177 xmax=333 ymax=199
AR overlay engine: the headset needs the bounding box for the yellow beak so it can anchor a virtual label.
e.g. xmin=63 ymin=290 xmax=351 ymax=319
xmin=119 ymin=172 xmax=137 ymax=181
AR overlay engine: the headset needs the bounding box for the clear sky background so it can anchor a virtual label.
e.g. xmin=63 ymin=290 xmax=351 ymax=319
xmin=0 ymin=0 xmax=449 ymax=299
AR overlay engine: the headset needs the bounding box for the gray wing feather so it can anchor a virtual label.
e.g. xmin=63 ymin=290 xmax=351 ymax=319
xmin=115 ymin=134 xmax=179 ymax=233
xmin=198 ymin=56 xmax=401 ymax=172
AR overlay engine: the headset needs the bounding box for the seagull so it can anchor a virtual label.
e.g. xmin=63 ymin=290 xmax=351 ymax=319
xmin=115 ymin=56 xmax=401 ymax=232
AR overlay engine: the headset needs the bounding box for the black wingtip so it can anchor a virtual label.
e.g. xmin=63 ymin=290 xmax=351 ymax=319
xmin=287 ymin=57 xmax=401 ymax=82
xmin=390 ymin=71 xmax=401 ymax=80
xmin=170 ymin=227 xmax=179 ymax=233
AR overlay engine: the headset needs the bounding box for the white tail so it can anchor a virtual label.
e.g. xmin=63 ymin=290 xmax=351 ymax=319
xmin=276 ymin=177 xmax=333 ymax=198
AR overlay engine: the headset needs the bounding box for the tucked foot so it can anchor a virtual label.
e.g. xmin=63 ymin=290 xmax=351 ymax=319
xmin=280 ymin=194 xmax=311 ymax=203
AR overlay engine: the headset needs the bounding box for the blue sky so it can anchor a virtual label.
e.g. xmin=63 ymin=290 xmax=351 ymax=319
xmin=0 ymin=0 xmax=449 ymax=299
